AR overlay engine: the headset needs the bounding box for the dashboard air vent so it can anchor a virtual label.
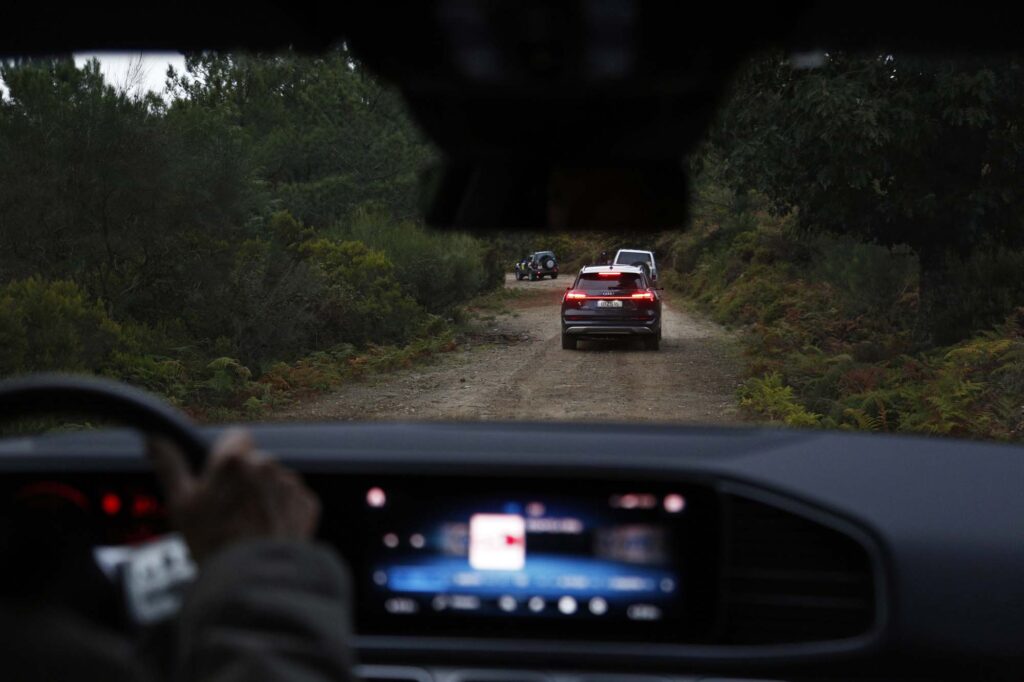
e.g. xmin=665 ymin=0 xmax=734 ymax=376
xmin=720 ymin=494 xmax=876 ymax=645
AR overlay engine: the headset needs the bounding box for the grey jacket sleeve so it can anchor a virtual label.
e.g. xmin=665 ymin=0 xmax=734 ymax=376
xmin=174 ymin=540 xmax=358 ymax=682
xmin=2 ymin=606 xmax=155 ymax=682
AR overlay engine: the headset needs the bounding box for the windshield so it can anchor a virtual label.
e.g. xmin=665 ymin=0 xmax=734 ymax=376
xmin=576 ymin=274 xmax=645 ymax=291
xmin=615 ymin=252 xmax=652 ymax=266
xmin=2 ymin=48 xmax=1022 ymax=443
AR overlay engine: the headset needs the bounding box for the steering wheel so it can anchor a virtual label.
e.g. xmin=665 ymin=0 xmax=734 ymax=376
xmin=0 ymin=373 xmax=208 ymax=473
xmin=0 ymin=374 xmax=210 ymax=629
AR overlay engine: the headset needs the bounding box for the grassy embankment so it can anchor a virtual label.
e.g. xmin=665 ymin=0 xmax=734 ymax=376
xmin=659 ymin=190 xmax=1024 ymax=440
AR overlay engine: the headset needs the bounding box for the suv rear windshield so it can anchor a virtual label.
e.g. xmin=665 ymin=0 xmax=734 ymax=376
xmin=576 ymin=273 xmax=645 ymax=290
xmin=615 ymin=251 xmax=652 ymax=265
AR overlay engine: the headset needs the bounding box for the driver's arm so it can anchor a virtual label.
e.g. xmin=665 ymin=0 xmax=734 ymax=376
xmin=176 ymin=540 xmax=356 ymax=682
xmin=149 ymin=429 xmax=357 ymax=682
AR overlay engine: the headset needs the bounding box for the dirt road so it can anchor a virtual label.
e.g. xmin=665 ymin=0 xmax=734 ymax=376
xmin=275 ymin=274 xmax=743 ymax=424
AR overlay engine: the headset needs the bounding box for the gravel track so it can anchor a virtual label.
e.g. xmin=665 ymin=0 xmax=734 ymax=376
xmin=273 ymin=274 xmax=743 ymax=425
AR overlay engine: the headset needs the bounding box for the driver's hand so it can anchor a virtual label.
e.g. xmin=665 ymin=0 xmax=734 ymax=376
xmin=147 ymin=428 xmax=320 ymax=563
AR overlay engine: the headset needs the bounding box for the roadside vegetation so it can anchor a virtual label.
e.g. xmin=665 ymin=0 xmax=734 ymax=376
xmin=493 ymin=233 xmax=609 ymax=273
xmin=0 ymin=51 xmax=503 ymax=419
xmin=663 ymin=50 xmax=1024 ymax=440
xmin=660 ymin=185 xmax=1024 ymax=439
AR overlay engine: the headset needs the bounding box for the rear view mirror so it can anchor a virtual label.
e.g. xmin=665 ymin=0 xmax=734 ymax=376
xmin=421 ymin=162 xmax=689 ymax=232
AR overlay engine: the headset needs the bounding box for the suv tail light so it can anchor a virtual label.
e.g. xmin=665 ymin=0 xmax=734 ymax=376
xmin=565 ymin=290 xmax=655 ymax=302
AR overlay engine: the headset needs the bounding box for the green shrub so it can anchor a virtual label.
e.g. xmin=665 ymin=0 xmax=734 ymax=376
xmin=205 ymin=357 xmax=253 ymax=395
xmin=302 ymin=237 xmax=424 ymax=346
xmin=0 ymin=278 xmax=125 ymax=375
xmin=110 ymin=353 xmax=190 ymax=404
xmin=220 ymin=236 xmax=327 ymax=369
xmin=336 ymin=206 xmax=504 ymax=312
xmin=929 ymin=248 xmax=1024 ymax=342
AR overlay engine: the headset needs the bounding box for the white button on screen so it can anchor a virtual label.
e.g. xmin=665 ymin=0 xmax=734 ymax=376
xmin=366 ymin=487 xmax=386 ymax=508
xmin=626 ymin=603 xmax=662 ymax=621
xmin=526 ymin=502 xmax=545 ymax=517
xmin=385 ymin=598 xmax=418 ymax=614
xmin=528 ymin=596 xmax=545 ymax=612
xmin=588 ymin=597 xmax=608 ymax=615
xmin=558 ymin=596 xmax=578 ymax=615
xmin=663 ymin=493 xmax=686 ymax=513
xmin=450 ymin=595 xmax=481 ymax=611
xmin=469 ymin=513 xmax=526 ymax=570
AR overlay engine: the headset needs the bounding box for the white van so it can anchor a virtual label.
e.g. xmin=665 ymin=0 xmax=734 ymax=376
xmin=613 ymin=249 xmax=657 ymax=282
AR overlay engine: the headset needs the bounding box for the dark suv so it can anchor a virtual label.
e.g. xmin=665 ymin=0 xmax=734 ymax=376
xmin=560 ymin=265 xmax=662 ymax=350
xmin=515 ymin=251 xmax=559 ymax=280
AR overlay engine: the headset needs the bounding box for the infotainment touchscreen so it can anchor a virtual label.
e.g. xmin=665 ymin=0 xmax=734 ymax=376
xmin=326 ymin=477 xmax=718 ymax=641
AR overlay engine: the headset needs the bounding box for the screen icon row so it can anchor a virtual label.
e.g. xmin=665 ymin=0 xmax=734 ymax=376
xmin=384 ymin=595 xmax=660 ymax=620
xmin=382 ymin=532 xmax=426 ymax=549
xmin=609 ymin=492 xmax=686 ymax=513
xmin=496 ymin=595 xmax=609 ymax=616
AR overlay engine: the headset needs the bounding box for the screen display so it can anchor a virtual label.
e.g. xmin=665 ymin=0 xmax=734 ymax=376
xmin=328 ymin=477 xmax=718 ymax=641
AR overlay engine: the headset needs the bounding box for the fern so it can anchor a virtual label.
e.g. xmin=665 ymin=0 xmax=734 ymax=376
xmin=738 ymin=372 xmax=822 ymax=427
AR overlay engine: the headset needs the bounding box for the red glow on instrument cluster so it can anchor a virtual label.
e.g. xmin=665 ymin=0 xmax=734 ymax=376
xmin=16 ymin=481 xmax=90 ymax=510
xmin=101 ymin=492 xmax=122 ymax=515
xmin=131 ymin=493 xmax=160 ymax=517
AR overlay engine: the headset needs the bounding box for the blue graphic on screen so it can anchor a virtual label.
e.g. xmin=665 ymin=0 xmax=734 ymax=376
xmin=371 ymin=494 xmax=682 ymax=619
xmin=383 ymin=556 xmax=674 ymax=599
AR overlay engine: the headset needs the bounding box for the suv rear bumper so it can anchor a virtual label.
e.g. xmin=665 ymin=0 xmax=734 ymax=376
xmin=563 ymin=323 xmax=658 ymax=336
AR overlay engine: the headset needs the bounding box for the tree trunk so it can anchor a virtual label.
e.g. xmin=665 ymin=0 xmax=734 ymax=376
xmin=916 ymin=245 xmax=966 ymax=346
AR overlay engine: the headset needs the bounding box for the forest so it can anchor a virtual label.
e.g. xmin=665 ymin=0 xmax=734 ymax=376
xmin=0 ymin=50 xmax=504 ymax=419
xmin=662 ymin=51 xmax=1024 ymax=439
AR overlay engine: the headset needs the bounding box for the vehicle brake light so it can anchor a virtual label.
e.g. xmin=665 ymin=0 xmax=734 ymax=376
xmin=597 ymin=272 xmax=621 ymax=277
xmin=631 ymin=291 xmax=655 ymax=301
xmin=565 ymin=290 xmax=588 ymax=300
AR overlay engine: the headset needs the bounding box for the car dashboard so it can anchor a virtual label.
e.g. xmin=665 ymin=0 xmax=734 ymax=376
xmin=1 ymin=422 xmax=1023 ymax=681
